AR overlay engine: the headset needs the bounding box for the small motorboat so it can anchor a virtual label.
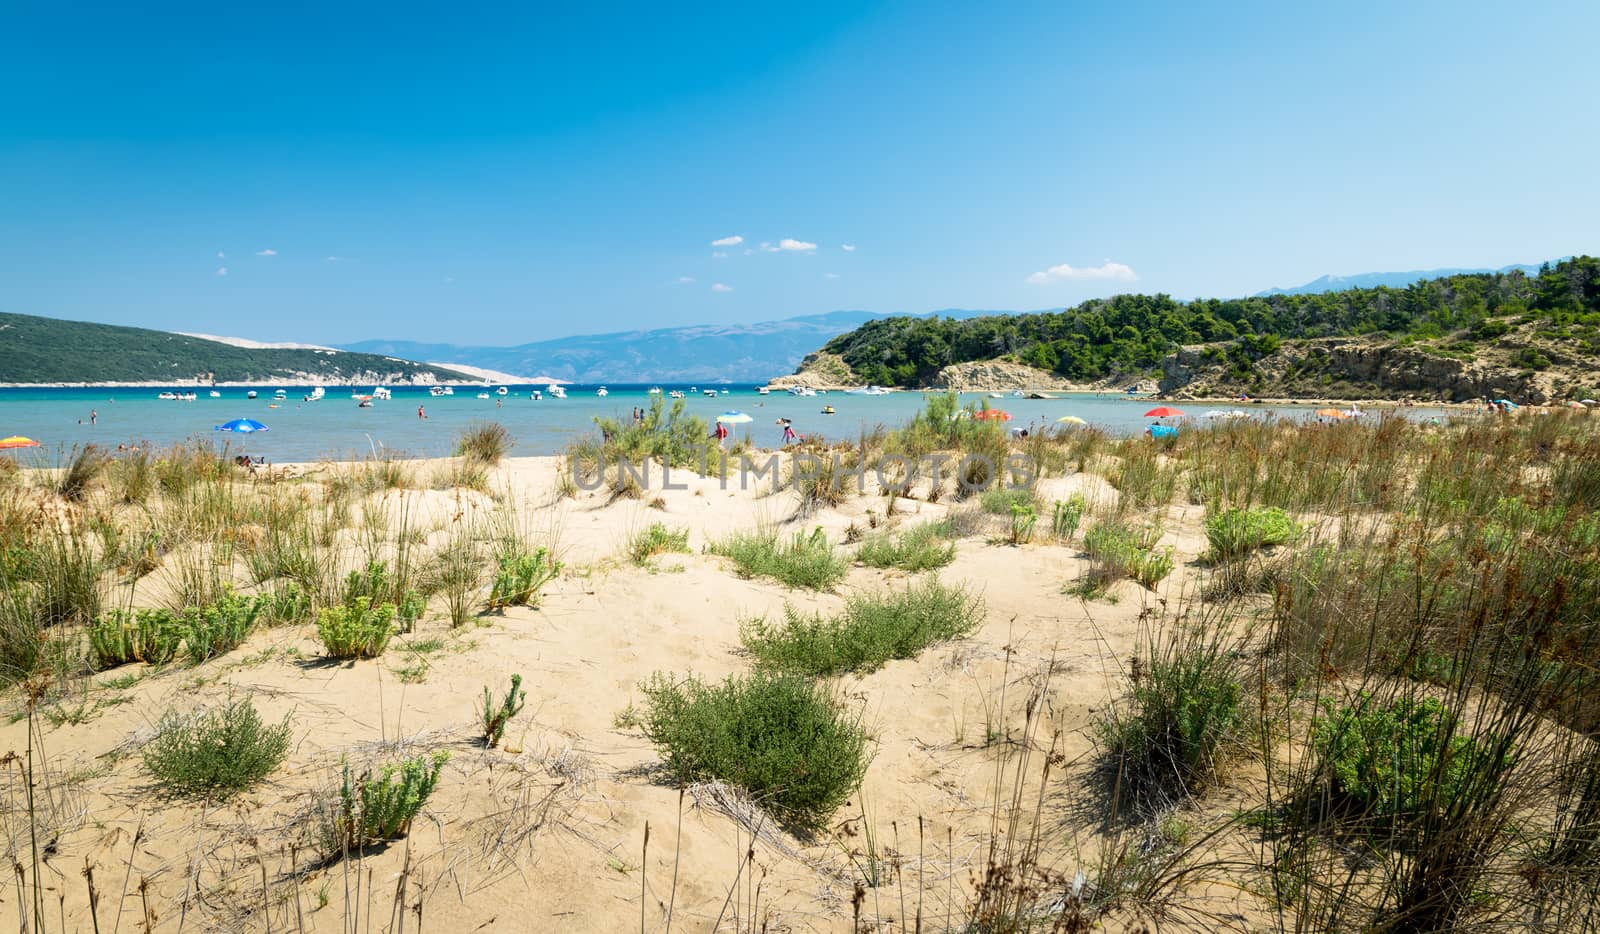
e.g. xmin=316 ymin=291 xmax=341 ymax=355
xmin=246 ymin=390 xmax=258 ymax=399
xmin=547 ymin=383 xmax=567 ymax=399
xmin=273 ymin=389 xmax=288 ymax=401
xmin=373 ymin=387 xmax=392 ymax=400
xmin=305 ymin=386 xmax=326 ymax=402
xmin=477 ymin=392 xmax=491 ymax=399
xmin=532 ymin=390 xmax=542 ymax=400
xmin=355 ymin=395 xmax=374 ymax=408
xmin=703 ymin=389 xmax=719 ymax=397
xmin=209 ymin=390 xmax=221 ymax=398
xmin=669 ymin=390 xmax=685 ymax=399
xmin=496 ymin=386 xmax=509 ymax=396
xmin=596 ymin=387 xmax=608 ymax=397
xmin=157 ymin=391 xmax=178 ymax=400
xmin=648 ymin=386 xmax=662 ymax=395
xmin=756 ymin=387 xmax=769 ymax=395
xmin=821 ymin=405 xmax=836 ymax=415
xmin=429 ymin=386 xmax=447 ymax=397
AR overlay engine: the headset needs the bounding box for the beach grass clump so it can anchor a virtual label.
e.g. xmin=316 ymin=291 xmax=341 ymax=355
xmin=143 ymin=697 xmax=292 ymax=799
xmin=1080 ymin=521 xmax=1174 ymax=591
xmin=431 ymin=458 xmax=491 ymax=492
xmin=455 ymin=421 xmax=513 ymax=465
xmin=486 ymin=544 xmax=561 ymax=611
xmin=627 ymin=522 xmax=692 ymax=565
xmin=637 ymin=671 xmax=870 ymax=831
xmin=325 ymin=751 xmax=449 ymax=854
xmin=51 ymin=444 xmax=108 ymax=502
xmin=480 ymin=673 xmax=526 ymax=748
xmin=359 ymin=454 xmax=416 ymax=492
xmin=107 ymin=447 xmax=155 ymax=504
xmin=856 ymin=522 xmax=957 ymax=572
xmin=741 ymin=579 xmax=983 ymax=677
xmin=423 ymin=532 xmax=486 ymax=628
xmin=181 ymin=590 xmax=264 ymax=663
xmin=26 ymin=526 xmax=104 ymax=628
xmin=791 ymin=451 xmax=859 ymax=515
xmin=89 ymin=608 xmax=184 ymax=669
xmin=317 ymin=597 xmax=398 ymax=659
xmin=1109 ymin=441 xmax=1180 ymax=511
xmin=710 ymin=526 xmax=849 ymax=591
xmin=1098 ymin=620 xmax=1244 ymax=812
xmin=979 ymin=486 xmax=1034 ymax=516
xmin=1204 ymin=506 xmax=1297 ymax=561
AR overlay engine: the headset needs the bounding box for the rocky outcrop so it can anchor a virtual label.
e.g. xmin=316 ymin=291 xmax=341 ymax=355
xmin=1158 ymin=337 xmax=1566 ymax=403
xmin=925 ymin=361 xmax=1082 ymax=392
xmin=767 ymin=352 xmax=858 ymax=389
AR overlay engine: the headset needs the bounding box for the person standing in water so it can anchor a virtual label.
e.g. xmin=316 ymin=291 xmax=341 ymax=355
xmin=90 ymin=409 xmax=97 ymax=426
xmin=418 ymin=405 xmax=427 ymax=420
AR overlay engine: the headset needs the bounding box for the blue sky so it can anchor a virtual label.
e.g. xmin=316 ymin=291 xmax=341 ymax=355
xmin=2 ymin=0 xmax=1596 ymax=344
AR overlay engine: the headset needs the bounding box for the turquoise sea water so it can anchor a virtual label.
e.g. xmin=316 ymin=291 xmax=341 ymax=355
xmin=0 ymin=384 xmax=1443 ymax=463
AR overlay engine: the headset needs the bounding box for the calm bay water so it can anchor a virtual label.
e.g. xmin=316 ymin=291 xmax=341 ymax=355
xmin=0 ymin=384 xmax=1437 ymax=463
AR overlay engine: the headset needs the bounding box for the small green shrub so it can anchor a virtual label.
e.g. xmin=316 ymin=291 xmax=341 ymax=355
xmin=1313 ymin=694 xmax=1503 ymax=830
xmin=1099 ymin=623 xmax=1244 ymax=810
xmin=182 ymin=591 xmax=264 ymax=663
xmin=741 ymin=579 xmax=983 ymax=676
xmin=480 ymin=673 xmax=526 ymax=748
xmin=455 ymin=421 xmax=513 ymax=465
xmin=1051 ymin=496 xmax=1087 ymax=542
xmin=143 ymin=698 xmax=292 ymax=799
xmin=330 ymin=751 xmax=449 ymax=852
xmin=317 ymin=598 xmax=397 ymax=659
xmin=486 ymin=546 xmax=561 ymax=611
xmin=637 ymin=672 xmax=870 ymax=831
xmin=423 ymin=534 xmax=485 ymax=628
xmin=89 ymin=608 xmax=183 ymax=669
xmin=979 ymin=486 xmax=1034 ymax=516
xmin=1081 ymin=521 xmax=1174 ymax=591
xmin=1008 ymin=501 xmax=1038 ymax=545
xmin=856 ymin=523 xmax=956 ymax=572
xmin=1204 ymin=507 xmax=1297 ymax=561
xmin=710 ymin=527 xmax=848 ymax=591
xmin=627 ymin=523 xmax=692 ymax=565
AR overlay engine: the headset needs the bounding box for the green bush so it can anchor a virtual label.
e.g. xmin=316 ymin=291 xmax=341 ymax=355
xmin=143 ymin=698 xmax=292 ymax=799
xmin=1008 ymin=501 xmax=1038 ymax=545
xmin=1313 ymin=694 xmax=1503 ymax=829
xmin=330 ymin=751 xmax=449 ymax=852
xmin=1081 ymin=521 xmax=1174 ymax=591
xmin=1098 ymin=623 xmax=1243 ymax=810
xmin=182 ymin=591 xmax=264 ymax=663
xmin=1051 ymin=496 xmax=1087 ymax=542
xmin=486 ymin=546 xmax=561 ymax=611
xmin=90 ymin=608 xmax=183 ymax=669
xmin=856 ymin=523 xmax=956 ymax=572
xmin=710 ymin=527 xmax=849 ymax=591
xmin=454 ymin=421 xmax=513 ymax=464
xmin=637 ymin=672 xmax=871 ymax=831
xmin=627 ymin=522 xmax=692 ymax=565
xmin=317 ymin=598 xmax=397 ymax=659
xmin=979 ymin=486 xmax=1034 ymax=516
xmin=741 ymin=579 xmax=983 ymax=676
xmin=480 ymin=673 xmax=526 ymax=748
xmin=1204 ymin=507 xmax=1297 ymax=560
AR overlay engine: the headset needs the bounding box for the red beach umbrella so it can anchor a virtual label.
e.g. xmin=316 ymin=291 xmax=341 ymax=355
xmin=972 ymin=409 xmax=1013 ymax=421
xmin=1143 ymin=406 xmax=1185 ymax=418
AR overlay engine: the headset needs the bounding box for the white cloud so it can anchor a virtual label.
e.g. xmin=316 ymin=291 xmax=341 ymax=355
xmin=1025 ymin=260 xmax=1136 ymax=285
xmin=256 ymin=248 xmax=277 ymax=256
xmin=711 ymin=251 xmax=728 ymax=259
xmin=758 ymin=242 xmax=778 ymax=252
xmin=711 ymin=235 xmax=744 ymax=247
xmin=325 ymin=255 xmax=341 ymax=262
xmin=711 ymin=283 xmax=733 ymax=293
xmin=676 ymin=276 xmax=696 ymax=284
xmin=778 ymin=238 xmax=816 ymax=252
xmin=841 ymin=243 xmax=856 ymax=252
xmin=823 ymin=272 xmax=839 ymax=279
xmin=216 ymin=251 xmax=225 ymax=259
xmin=215 ymin=266 xmax=228 ymax=277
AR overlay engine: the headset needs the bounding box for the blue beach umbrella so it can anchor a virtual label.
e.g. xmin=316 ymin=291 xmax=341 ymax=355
xmin=215 ymin=418 xmax=269 ymax=433
xmin=1493 ymin=399 xmax=1519 ymax=409
xmin=716 ymin=411 xmax=754 ymax=424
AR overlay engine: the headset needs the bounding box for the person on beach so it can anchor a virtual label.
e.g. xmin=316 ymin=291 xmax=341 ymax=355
xmin=418 ymin=405 xmax=427 ymax=420
xmin=90 ymin=409 xmax=97 ymax=425
xmin=782 ymin=421 xmax=797 ymax=446
xmin=714 ymin=422 xmax=729 ymax=446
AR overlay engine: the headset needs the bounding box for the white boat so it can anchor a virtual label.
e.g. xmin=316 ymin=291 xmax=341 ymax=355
xmin=496 ymin=386 xmax=509 ymax=396
xmin=208 ymin=390 xmax=221 ymax=398
xmin=703 ymin=389 xmax=719 ymax=397
xmin=689 ymin=386 xmax=698 ymax=393
xmin=547 ymin=383 xmax=566 ymax=399
xmin=273 ymin=389 xmax=288 ymax=401
xmin=477 ymin=392 xmax=491 ymax=399
xmin=179 ymin=392 xmax=196 ymax=401
xmin=669 ymin=390 xmax=685 ymax=399
xmin=246 ymin=390 xmax=258 ymax=399
xmin=532 ymin=390 xmax=542 ymax=400
xmin=157 ymin=391 xmax=178 ymax=400
xmin=429 ymin=386 xmax=447 ymax=397
xmin=596 ymin=387 xmax=608 ymax=397
xmin=788 ymin=386 xmax=816 ymax=397
xmin=305 ymin=386 xmax=326 ymax=402
xmin=372 ymin=387 xmax=391 ymax=400
xmin=720 ymin=388 xmax=729 ymax=395
xmin=756 ymin=387 xmax=770 ymax=395
xmin=648 ymin=386 xmax=662 ymax=395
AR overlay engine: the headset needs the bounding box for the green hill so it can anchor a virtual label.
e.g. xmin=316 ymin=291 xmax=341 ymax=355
xmin=0 ymin=312 xmax=472 ymax=384
xmin=805 ymin=257 xmax=1600 ymax=401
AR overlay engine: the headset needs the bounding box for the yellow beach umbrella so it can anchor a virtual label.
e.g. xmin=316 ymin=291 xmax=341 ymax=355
xmin=1056 ymin=416 xmax=1087 ymax=425
xmin=0 ymin=436 xmax=41 ymax=450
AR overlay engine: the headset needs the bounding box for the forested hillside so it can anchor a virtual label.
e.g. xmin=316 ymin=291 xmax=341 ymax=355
xmin=0 ymin=312 xmax=470 ymax=384
xmin=816 ymin=257 xmax=1600 ymax=387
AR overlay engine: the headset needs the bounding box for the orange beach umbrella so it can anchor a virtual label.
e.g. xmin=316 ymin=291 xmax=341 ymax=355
xmin=0 ymin=436 xmax=41 ymax=450
xmin=972 ymin=409 xmax=1012 ymax=421
xmin=1314 ymin=408 xmax=1350 ymax=419
xmin=1143 ymin=406 xmax=1184 ymax=418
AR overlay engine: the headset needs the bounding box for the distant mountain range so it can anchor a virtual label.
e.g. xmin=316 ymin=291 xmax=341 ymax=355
xmin=1255 ymin=260 xmax=1558 ymax=297
xmin=340 ymin=309 xmax=1006 ymax=384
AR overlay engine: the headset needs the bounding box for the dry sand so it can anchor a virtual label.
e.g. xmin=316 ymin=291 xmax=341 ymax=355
xmin=1 ymin=454 xmax=1239 ymax=932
